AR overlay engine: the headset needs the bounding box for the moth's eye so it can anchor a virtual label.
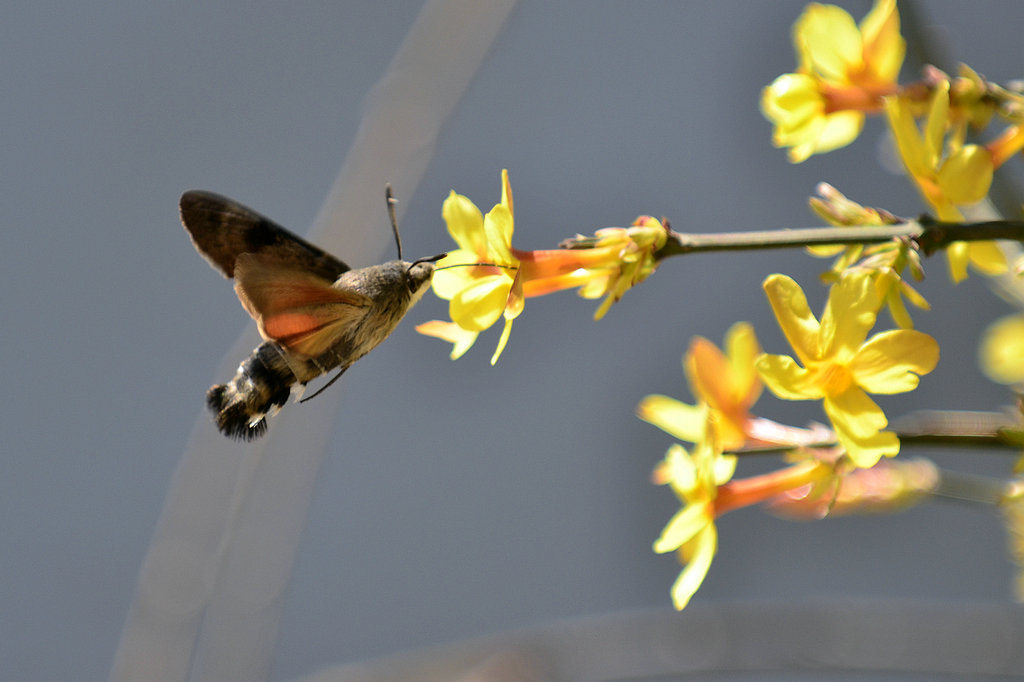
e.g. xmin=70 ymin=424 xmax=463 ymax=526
xmin=406 ymin=263 xmax=431 ymax=291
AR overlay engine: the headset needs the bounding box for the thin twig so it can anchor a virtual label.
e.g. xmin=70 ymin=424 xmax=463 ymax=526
xmin=652 ymin=217 xmax=1024 ymax=259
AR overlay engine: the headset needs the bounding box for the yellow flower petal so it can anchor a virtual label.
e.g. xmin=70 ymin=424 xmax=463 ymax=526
xmin=860 ymin=0 xmax=904 ymax=81
xmin=763 ymin=274 xmax=820 ymax=363
xmin=924 ymin=80 xmax=950 ymax=169
xmin=450 ymin=276 xmax=512 ymax=331
xmin=490 ymin=316 xmax=514 ymax=365
xmin=724 ymin=322 xmax=763 ymax=403
xmin=825 ymin=389 xmax=899 ymax=467
xmin=968 ymin=241 xmax=1008 ymax=276
xmin=834 ymin=424 xmax=900 ymax=468
xmin=946 ymin=241 xmax=970 ymax=283
xmin=755 ymin=353 xmax=821 ymax=400
xmin=636 ymin=395 xmax=706 ymax=444
xmin=415 ymin=320 xmax=478 ymax=360
xmin=441 ymin=191 xmax=485 ymax=254
xmin=885 ymin=94 xmax=930 ymax=180
xmin=431 ymin=249 xmax=484 ymax=300
xmin=664 ymin=443 xmax=697 ymax=492
xmin=670 ymin=525 xmax=717 ymax=610
xmin=483 ymin=203 xmax=515 ymax=263
xmin=653 ymin=501 xmax=708 ymax=554
xmin=762 ymin=74 xmax=821 ymax=129
xmin=712 ymin=454 xmax=738 ymax=486
xmin=813 ymin=111 xmax=865 ymax=155
xmin=500 ymin=168 xmax=513 ymax=217
xmin=851 ymin=329 xmax=939 ymax=394
xmin=885 ymin=286 xmax=914 ymax=330
xmin=938 ymin=145 xmax=993 ymax=205
xmin=795 ymin=3 xmax=862 ymax=80
xmin=819 ymin=271 xmax=879 ymax=360
xmin=823 ymin=389 xmax=888 ymax=440
xmin=686 ymin=338 xmax=729 ymax=403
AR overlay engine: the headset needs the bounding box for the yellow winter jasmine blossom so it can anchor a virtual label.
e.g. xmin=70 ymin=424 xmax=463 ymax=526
xmin=807 ymin=183 xmax=929 ymax=329
xmin=417 ymin=169 xmax=521 ymax=364
xmin=653 ymin=415 xmax=833 ymax=609
xmin=885 ymin=81 xmax=1006 ymax=282
xmin=761 ymin=0 xmax=904 ymax=162
xmin=653 ymin=428 xmax=736 ymax=610
xmin=570 ymin=216 xmax=667 ymax=320
xmin=979 ymin=314 xmax=1024 ymax=385
xmin=1002 ymin=483 xmax=1024 ymax=600
xmin=755 ymin=272 xmax=939 ymax=468
xmin=637 ymin=322 xmax=762 ymax=450
xmin=419 ymin=172 xmax=670 ymax=362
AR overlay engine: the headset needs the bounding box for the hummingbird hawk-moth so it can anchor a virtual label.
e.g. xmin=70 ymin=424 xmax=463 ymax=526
xmin=180 ymin=189 xmax=442 ymax=440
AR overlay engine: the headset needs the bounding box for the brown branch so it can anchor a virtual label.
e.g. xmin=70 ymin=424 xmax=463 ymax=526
xmin=653 ymin=217 xmax=1024 ymax=260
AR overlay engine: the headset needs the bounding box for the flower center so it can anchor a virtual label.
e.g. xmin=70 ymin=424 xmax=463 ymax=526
xmin=810 ymin=362 xmax=854 ymax=396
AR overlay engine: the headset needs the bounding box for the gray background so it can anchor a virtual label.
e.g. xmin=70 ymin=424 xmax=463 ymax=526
xmin=2 ymin=1 xmax=1023 ymax=680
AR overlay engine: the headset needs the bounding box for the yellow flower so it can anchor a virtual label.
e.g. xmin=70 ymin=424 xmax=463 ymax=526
xmin=807 ymin=184 xmax=930 ymax=329
xmin=767 ymin=458 xmax=938 ymax=519
xmin=637 ymin=322 xmax=762 ymax=450
xmin=979 ymin=314 xmax=1024 ymax=385
xmin=419 ymin=172 xmax=671 ymax=362
xmin=762 ymin=0 xmax=904 ymax=162
xmin=418 ymin=169 xmax=522 ymax=364
xmin=755 ymin=271 xmax=939 ymax=468
xmin=653 ymin=431 xmax=736 ymax=610
xmin=570 ymin=217 xmax=667 ymax=319
xmin=885 ymin=81 xmax=1006 ymax=282
xmin=652 ymin=414 xmax=832 ymax=609
xmin=1002 ymin=482 xmax=1024 ymax=601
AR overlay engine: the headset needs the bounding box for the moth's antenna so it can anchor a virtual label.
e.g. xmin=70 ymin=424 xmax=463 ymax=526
xmin=385 ymin=184 xmax=402 ymax=260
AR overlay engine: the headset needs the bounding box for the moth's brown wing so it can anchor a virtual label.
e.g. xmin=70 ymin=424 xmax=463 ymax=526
xmin=180 ymin=190 xmax=349 ymax=281
xmin=233 ymin=252 xmax=371 ymax=358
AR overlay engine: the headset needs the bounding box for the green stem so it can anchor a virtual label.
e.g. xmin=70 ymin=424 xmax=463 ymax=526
xmin=653 ymin=217 xmax=1024 ymax=259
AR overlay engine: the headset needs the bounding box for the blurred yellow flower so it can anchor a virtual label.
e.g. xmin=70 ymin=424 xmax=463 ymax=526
xmin=637 ymin=322 xmax=762 ymax=450
xmin=1001 ymin=483 xmax=1024 ymax=601
xmin=653 ymin=432 xmax=736 ymax=610
xmin=979 ymin=314 xmax=1024 ymax=385
xmin=762 ymin=0 xmax=904 ymax=162
xmin=885 ymin=81 xmax=1006 ymax=282
xmin=755 ymin=271 xmax=938 ymax=468
xmin=652 ymin=414 xmax=833 ymax=609
xmin=767 ymin=458 xmax=938 ymax=519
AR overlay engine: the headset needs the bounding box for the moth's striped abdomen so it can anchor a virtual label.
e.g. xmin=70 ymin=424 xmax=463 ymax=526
xmin=206 ymin=342 xmax=298 ymax=440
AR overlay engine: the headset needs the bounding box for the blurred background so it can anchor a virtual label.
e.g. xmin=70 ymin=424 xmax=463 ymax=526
xmin=3 ymin=1 xmax=1024 ymax=680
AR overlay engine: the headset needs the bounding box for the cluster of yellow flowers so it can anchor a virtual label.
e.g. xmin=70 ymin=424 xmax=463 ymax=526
xmin=638 ymin=268 xmax=939 ymax=608
xmin=761 ymin=0 xmax=1023 ymax=282
xmin=416 ymin=0 xmax=1024 ymax=610
xmin=416 ymin=169 xmax=667 ymax=364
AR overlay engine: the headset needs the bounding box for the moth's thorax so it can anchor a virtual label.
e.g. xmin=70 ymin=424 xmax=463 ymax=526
xmin=288 ymin=258 xmax=436 ymax=373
